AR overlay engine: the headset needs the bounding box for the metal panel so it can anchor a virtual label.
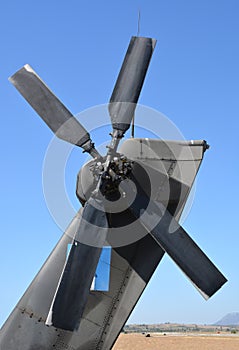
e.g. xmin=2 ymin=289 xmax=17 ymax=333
xmin=0 ymin=212 xmax=82 ymax=349
xmin=69 ymin=233 xmax=165 ymax=350
xmin=119 ymin=138 xmax=207 ymax=220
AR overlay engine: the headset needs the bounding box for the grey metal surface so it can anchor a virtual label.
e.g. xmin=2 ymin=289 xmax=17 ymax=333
xmin=109 ymin=36 xmax=156 ymax=132
xmin=47 ymin=197 xmax=109 ymax=331
xmin=120 ymin=139 xmax=227 ymax=298
xmin=0 ymin=213 xmax=158 ymax=350
xmin=0 ymin=212 xmax=82 ymax=349
xmin=129 ymin=193 xmax=227 ymax=299
xmin=70 ymin=139 xmax=210 ymax=349
xmin=9 ymin=64 xmax=91 ymax=147
xmin=0 ymin=139 xmax=211 ymax=350
xmin=119 ymin=138 xmax=206 ymax=221
xmin=68 ymin=231 xmax=165 ymax=350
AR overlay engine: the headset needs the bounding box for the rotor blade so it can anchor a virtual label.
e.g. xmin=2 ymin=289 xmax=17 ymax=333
xmin=9 ymin=64 xmax=90 ymax=147
xmin=109 ymin=36 xmax=156 ymax=133
xmin=123 ymin=179 xmax=227 ymax=299
xmin=46 ymin=196 xmax=108 ymax=331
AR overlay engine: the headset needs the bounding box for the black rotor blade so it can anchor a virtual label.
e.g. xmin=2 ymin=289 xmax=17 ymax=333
xmin=123 ymin=180 xmax=227 ymax=299
xmin=46 ymin=197 xmax=108 ymax=331
xmin=9 ymin=64 xmax=90 ymax=147
xmin=109 ymin=36 xmax=156 ymax=133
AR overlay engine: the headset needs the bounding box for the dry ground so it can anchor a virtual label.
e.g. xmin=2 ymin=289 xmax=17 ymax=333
xmin=113 ymin=333 xmax=239 ymax=350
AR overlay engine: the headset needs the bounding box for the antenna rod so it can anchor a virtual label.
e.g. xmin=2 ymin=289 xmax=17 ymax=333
xmin=137 ymin=10 xmax=141 ymax=36
xmin=132 ymin=9 xmax=141 ymax=137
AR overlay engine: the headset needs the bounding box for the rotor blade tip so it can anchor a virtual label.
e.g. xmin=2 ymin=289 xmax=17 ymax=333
xmin=9 ymin=64 xmax=32 ymax=83
xmin=152 ymin=38 xmax=157 ymax=49
xmin=131 ymin=35 xmax=157 ymax=47
xmin=24 ymin=63 xmax=34 ymax=72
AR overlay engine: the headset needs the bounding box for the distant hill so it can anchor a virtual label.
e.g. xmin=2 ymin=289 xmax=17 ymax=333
xmin=214 ymin=313 xmax=239 ymax=326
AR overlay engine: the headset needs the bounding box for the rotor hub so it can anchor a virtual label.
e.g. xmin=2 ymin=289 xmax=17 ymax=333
xmin=76 ymin=155 xmax=133 ymax=204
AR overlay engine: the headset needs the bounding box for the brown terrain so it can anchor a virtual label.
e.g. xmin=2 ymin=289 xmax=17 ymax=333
xmin=113 ymin=333 xmax=239 ymax=350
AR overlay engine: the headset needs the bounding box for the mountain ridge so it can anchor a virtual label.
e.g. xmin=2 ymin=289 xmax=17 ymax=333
xmin=214 ymin=312 xmax=239 ymax=326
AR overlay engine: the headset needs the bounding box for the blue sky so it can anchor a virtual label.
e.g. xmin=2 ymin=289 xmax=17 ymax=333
xmin=1 ymin=0 xmax=239 ymax=327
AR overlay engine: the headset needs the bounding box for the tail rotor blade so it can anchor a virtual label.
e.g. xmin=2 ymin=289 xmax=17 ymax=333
xmin=9 ymin=64 xmax=90 ymax=148
xmin=123 ymin=178 xmax=227 ymax=299
xmin=145 ymin=202 xmax=227 ymax=298
xmin=109 ymin=36 xmax=156 ymax=133
xmin=46 ymin=197 xmax=108 ymax=331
